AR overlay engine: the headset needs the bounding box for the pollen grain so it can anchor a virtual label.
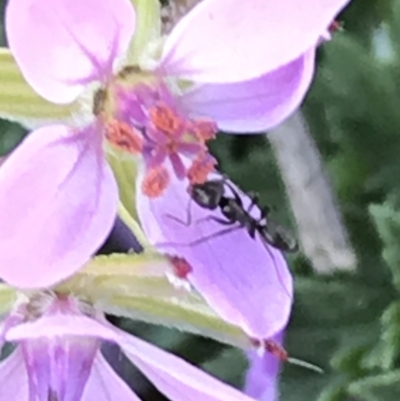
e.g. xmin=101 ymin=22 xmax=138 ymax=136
xmin=150 ymin=104 xmax=183 ymax=136
xmin=187 ymin=153 xmax=217 ymax=185
xmin=141 ymin=166 xmax=170 ymax=198
xmin=190 ymin=120 xmax=217 ymax=142
xmin=105 ymin=119 xmax=144 ymax=154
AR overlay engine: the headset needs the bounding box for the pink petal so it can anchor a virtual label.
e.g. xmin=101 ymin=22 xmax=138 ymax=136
xmin=21 ymin=334 xmax=99 ymax=401
xmin=119 ymin=331 xmax=257 ymax=401
xmin=178 ymin=49 xmax=316 ymax=132
xmin=6 ymin=314 xmax=120 ymax=343
xmin=159 ymin=0 xmax=349 ymax=83
xmin=6 ymin=315 xmax=140 ymax=401
xmin=136 ymin=170 xmax=293 ymax=339
xmin=6 ymin=0 xmax=136 ymax=103
xmin=83 ymin=354 xmax=141 ymax=401
xmin=0 ymin=349 xmax=29 ymax=400
xmin=0 ymin=124 xmax=118 ymax=288
xmin=7 ymin=314 xmax=257 ymax=401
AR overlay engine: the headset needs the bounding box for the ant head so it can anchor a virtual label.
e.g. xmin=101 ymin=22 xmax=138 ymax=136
xmin=189 ymin=179 xmax=225 ymax=210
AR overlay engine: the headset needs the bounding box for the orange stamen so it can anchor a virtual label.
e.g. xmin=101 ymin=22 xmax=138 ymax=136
xmin=187 ymin=153 xmax=217 ymax=185
xmin=190 ymin=120 xmax=217 ymax=142
xmin=105 ymin=119 xmax=143 ymax=154
xmin=141 ymin=166 xmax=170 ymax=198
xmin=149 ymin=104 xmax=183 ymax=136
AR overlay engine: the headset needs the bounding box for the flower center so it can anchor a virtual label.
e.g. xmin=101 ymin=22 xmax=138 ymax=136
xmin=3 ymin=292 xmax=100 ymax=401
xmin=95 ymin=67 xmax=217 ymax=198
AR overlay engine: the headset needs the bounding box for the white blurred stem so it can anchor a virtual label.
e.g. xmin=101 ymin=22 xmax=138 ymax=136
xmin=161 ymin=0 xmax=200 ymax=34
xmin=268 ymin=111 xmax=356 ymax=274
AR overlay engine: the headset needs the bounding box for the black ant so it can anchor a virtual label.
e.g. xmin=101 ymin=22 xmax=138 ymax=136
xmin=166 ymin=175 xmax=298 ymax=253
xmin=162 ymin=175 xmax=297 ymax=298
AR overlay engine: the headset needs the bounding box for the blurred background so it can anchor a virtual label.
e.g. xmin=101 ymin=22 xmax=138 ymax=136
xmin=1 ymin=0 xmax=400 ymax=400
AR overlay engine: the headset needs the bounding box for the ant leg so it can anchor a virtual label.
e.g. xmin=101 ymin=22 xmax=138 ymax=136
xmin=258 ymin=205 xmax=271 ymax=224
xmin=248 ymin=192 xmax=259 ymax=206
xmin=247 ymin=223 xmax=257 ymax=239
xmin=257 ymin=233 xmax=292 ymax=299
xmin=245 ymin=192 xmax=272 ymax=222
xmin=223 ymin=181 xmax=244 ymax=209
xmin=165 ymin=201 xmax=235 ymax=227
xmin=181 ymin=214 xmax=235 ymax=227
xmin=207 ymin=216 xmax=236 ymax=226
xmin=164 ymin=199 xmax=194 ymax=226
xmin=156 ymin=225 xmax=240 ymax=248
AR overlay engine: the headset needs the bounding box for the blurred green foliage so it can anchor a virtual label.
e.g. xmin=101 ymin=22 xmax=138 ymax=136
xmin=206 ymin=2 xmax=400 ymax=399
xmin=2 ymin=0 xmax=400 ymax=400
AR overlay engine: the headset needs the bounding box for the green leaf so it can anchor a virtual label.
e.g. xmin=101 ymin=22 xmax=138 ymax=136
xmin=0 ymin=48 xmax=77 ymax=128
xmin=58 ymin=253 xmax=249 ymax=349
xmin=106 ymin=294 xmax=249 ymax=350
xmin=362 ymin=301 xmax=400 ymax=371
xmin=0 ymin=119 xmax=26 ymax=156
xmin=127 ymin=0 xmax=161 ymax=64
xmin=291 ymin=277 xmax=391 ymax=330
xmin=201 ymin=348 xmax=248 ymax=387
xmin=369 ymin=200 xmax=400 ymax=291
xmin=280 ymin=277 xmax=392 ymax=401
xmin=316 ymin=381 xmax=350 ymax=401
xmin=330 ymin=343 xmax=372 ymax=377
xmin=348 ymin=371 xmax=400 ymax=401
xmin=58 ymin=252 xmax=173 ymax=298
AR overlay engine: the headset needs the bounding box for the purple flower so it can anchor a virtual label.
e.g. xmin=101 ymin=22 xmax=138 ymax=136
xmin=0 ymin=0 xmax=349 ymax=290
xmin=137 ymin=170 xmax=294 ymax=340
xmin=133 ymin=0 xmax=349 ymax=340
xmin=0 ymin=0 xmax=138 ymax=287
xmin=0 ymin=291 xmax=258 ymax=401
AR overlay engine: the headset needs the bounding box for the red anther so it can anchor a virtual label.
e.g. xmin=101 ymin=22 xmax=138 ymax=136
xmin=141 ymin=166 xmax=170 ymax=198
xmin=250 ymin=338 xmax=288 ymax=362
xmin=105 ymin=119 xmax=144 ymax=153
xmin=149 ymin=104 xmax=183 ymax=136
xmin=169 ymin=256 xmax=193 ymax=279
xmin=190 ymin=120 xmax=217 ymax=143
xmin=187 ymin=152 xmax=217 ymax=185
xmin=264 ymin=340 xmax=288 ymax=361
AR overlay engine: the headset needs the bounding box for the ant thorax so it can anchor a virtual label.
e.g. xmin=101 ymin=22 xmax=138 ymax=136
xmin=187 ymin=173 xmax=298 ymax=253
